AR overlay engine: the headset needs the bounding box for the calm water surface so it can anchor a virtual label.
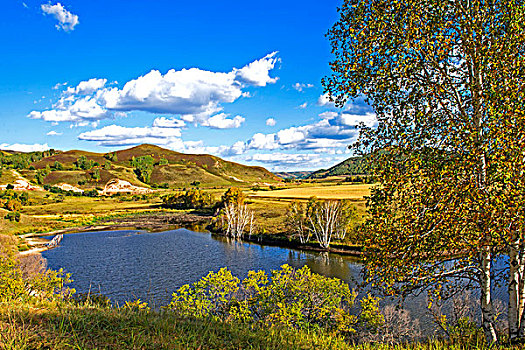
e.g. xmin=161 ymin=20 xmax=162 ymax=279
xmin=42 ymin=229 xmax=362 ymax=307
xmin=42 ymin=228 xmax=510 ymax=333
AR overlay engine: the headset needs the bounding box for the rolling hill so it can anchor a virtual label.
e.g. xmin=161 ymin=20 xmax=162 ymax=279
xmin=308 ymin=156 xmax=370 ymax=179
xmin=8 ymin=144 xmax=280 ymax=189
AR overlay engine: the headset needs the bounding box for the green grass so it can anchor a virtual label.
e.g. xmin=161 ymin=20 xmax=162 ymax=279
xmin=0 ymin=169 xmax=19 ymax=185
xmin=0 ymin=300 xmax=514 ymax=350
xmin=0 ymin=300 xmax=353 ymax=350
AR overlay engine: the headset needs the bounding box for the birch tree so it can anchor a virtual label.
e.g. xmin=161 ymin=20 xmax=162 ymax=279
xmin=324 ymin=0 xmax=525 ymax=343
xmin=220 ymin=187 xmax=254 ymax=239
xmin=223 ymin=202 xmax=254 ymax=239
xmin=286 ymin=198 xmax=356 ymax=248
xmin=285 ymin=200 xmax=310 ymax=244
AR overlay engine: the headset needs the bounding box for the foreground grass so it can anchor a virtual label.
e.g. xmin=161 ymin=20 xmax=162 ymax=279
xmin=0 ymin=300 xmax=352 ymax=350
xmin=0 ymin=300 xmax=514 ymax=350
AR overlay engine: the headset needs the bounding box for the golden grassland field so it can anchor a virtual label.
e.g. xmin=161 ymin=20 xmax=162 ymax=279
xmin=2 ymin=182 xmax=372 ymax=240
xmin=248 ymin=183 xmax=371 ymax=200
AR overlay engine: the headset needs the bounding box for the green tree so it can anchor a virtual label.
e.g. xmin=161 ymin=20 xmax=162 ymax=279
xmin=132 ymin=156 xmax=154 ymax=183
xmin=52 ymin=161 xmax=63 ymax=171
xmin=221 ymin=187 xmax=245 ymax=206
xmin=104 ymin=152 xmax=118 ymax=162
xmin=325 ymin=0 xmax=525 ymax=343
xmin=75 ymin=155 xmax=94 ymax=170
xmin=92 ymin=169 xmax=100 ymax=182
xmin=35 ymin=168 xmax=49 ymax=185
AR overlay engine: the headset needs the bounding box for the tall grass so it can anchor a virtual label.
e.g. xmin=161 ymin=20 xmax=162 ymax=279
xmin=0 ymin=299 xmax=519 ymax=350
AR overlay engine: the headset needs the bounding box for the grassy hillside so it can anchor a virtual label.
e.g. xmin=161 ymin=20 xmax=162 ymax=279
xmin=308 ymin=156 xmax=370 ymax=179
xmin=6 ymin=144 xmax=280 ymax=189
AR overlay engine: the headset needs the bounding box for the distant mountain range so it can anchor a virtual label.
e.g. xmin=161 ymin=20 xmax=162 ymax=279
xmin=273 ymin=171 xmax=313 ymax=180
xmin=0 ymin=144 xmax=280 ymax=189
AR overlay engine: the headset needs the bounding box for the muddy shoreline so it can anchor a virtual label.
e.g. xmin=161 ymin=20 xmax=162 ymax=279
xmin=20 ymin=211 xmax=364 ymax=258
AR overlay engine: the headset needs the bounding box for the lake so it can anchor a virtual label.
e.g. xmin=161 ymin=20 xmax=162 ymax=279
xmin=42 ymin=228 xmax=507 ymax=334
xmin=42 ymin=228 xmax=363 ymax=307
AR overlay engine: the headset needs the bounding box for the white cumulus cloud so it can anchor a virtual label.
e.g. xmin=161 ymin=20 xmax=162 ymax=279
xmin=247 ymin=133 xmax=279 ymax=150
xmin=337 ymin=112 xmax=377 ymax=128
xmin=78 ymin=125 xmax=182 ymax=146
xmin=233 ymin=52 xmax=279 ymax=86
xmin=41 ymin=2 xmax=79 ymax=31
xmin=243 ymin=110 xmax=375 ymax=153
xmin=46 ymin=131 xmax=63 ymax=136
xmin=66 ymin=78 xmax=107 ymax=95
xmin=317 ymin=93 xmax=334 ymax=106
xmin=29 ymin=53 xmax=279 ymax=127
xmin=153 ymin=117 xmax=186 ymax=128
xmin=0 ymin=143 xmax=50 ymax=152
xmin=265 ymin=118 xmax=276 ymax=126
xmin=202 ymin=113 xmax=245 ymax=129
xmin=29 ymin=96 xmax=110 ymax=122
xmin=292 ymin=83 xmax=314 ymax=92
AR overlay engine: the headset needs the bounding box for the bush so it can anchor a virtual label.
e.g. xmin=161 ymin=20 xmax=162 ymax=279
xmin=4 ymin=211 xmax=20 ymax=222
xmin=132 ymin=156 xmax=154 ymax=183
xmin=84 ymin=189 xmax=98 ymax=197
xmin=152 ymin=182 xmax=169 ymax=189
xmin=0 ymin=236 xmax=73 ymax=301
xmin=76 ymin=155 xmax=94 ymax=170
xmin=169 ymin=264 xmax=379 ymax=336
xmin=221 ymin=187 xmax=245 ymax=206
xmin=0 ymin=190 xmax=28 ymax=210
xmin=163 ymin=189 xmax=213 ymax=209
xmin=5 ymin=199 xmax=21 ymax=211
xmin=52 ymin=161 xmax=64 ymax=170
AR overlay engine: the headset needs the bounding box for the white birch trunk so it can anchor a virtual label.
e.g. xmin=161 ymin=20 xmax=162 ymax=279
xmin=480 ymin=246 xmax=498 ymax=344
xmin=509 ymin=235 xmax=520 ymax=341
xmin=518 ymin=249 xmax=525 ymax=337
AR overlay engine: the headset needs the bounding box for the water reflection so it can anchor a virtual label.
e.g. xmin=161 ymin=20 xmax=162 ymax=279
xmin=42 ymin=228 xmax=505 ymax=334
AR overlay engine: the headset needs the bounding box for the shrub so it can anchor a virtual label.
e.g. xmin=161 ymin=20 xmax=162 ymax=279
xmin=52 ymin=161 xmax=64 ymax=170
xmin=76 ymin=155 xmax=94 ymax=170
xmin=104 ymin=152 xmax=118 ymax=162
xmin=0 ymin=236 xmax=73 ymax=301
xmin=92 ymin=169 xmax=100 ymax=181
xmin=84 ymin=189 xmax=98 ymax=197
xmin=163 ymin=189 xmax=213 ymax=209
xmin=132 ymin=156 xmax=154 ymax=183
xmin=168 ymin=264 xmax=379 ymax=336
xmin=220 ymin=187 xmax=245 ymax=206
xmin=4 ymin=211 xmax=20 ymax=222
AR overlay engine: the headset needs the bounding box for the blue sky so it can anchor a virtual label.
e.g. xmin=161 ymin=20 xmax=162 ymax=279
xmin=0 ymin=0 xmax=375 ymax=171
